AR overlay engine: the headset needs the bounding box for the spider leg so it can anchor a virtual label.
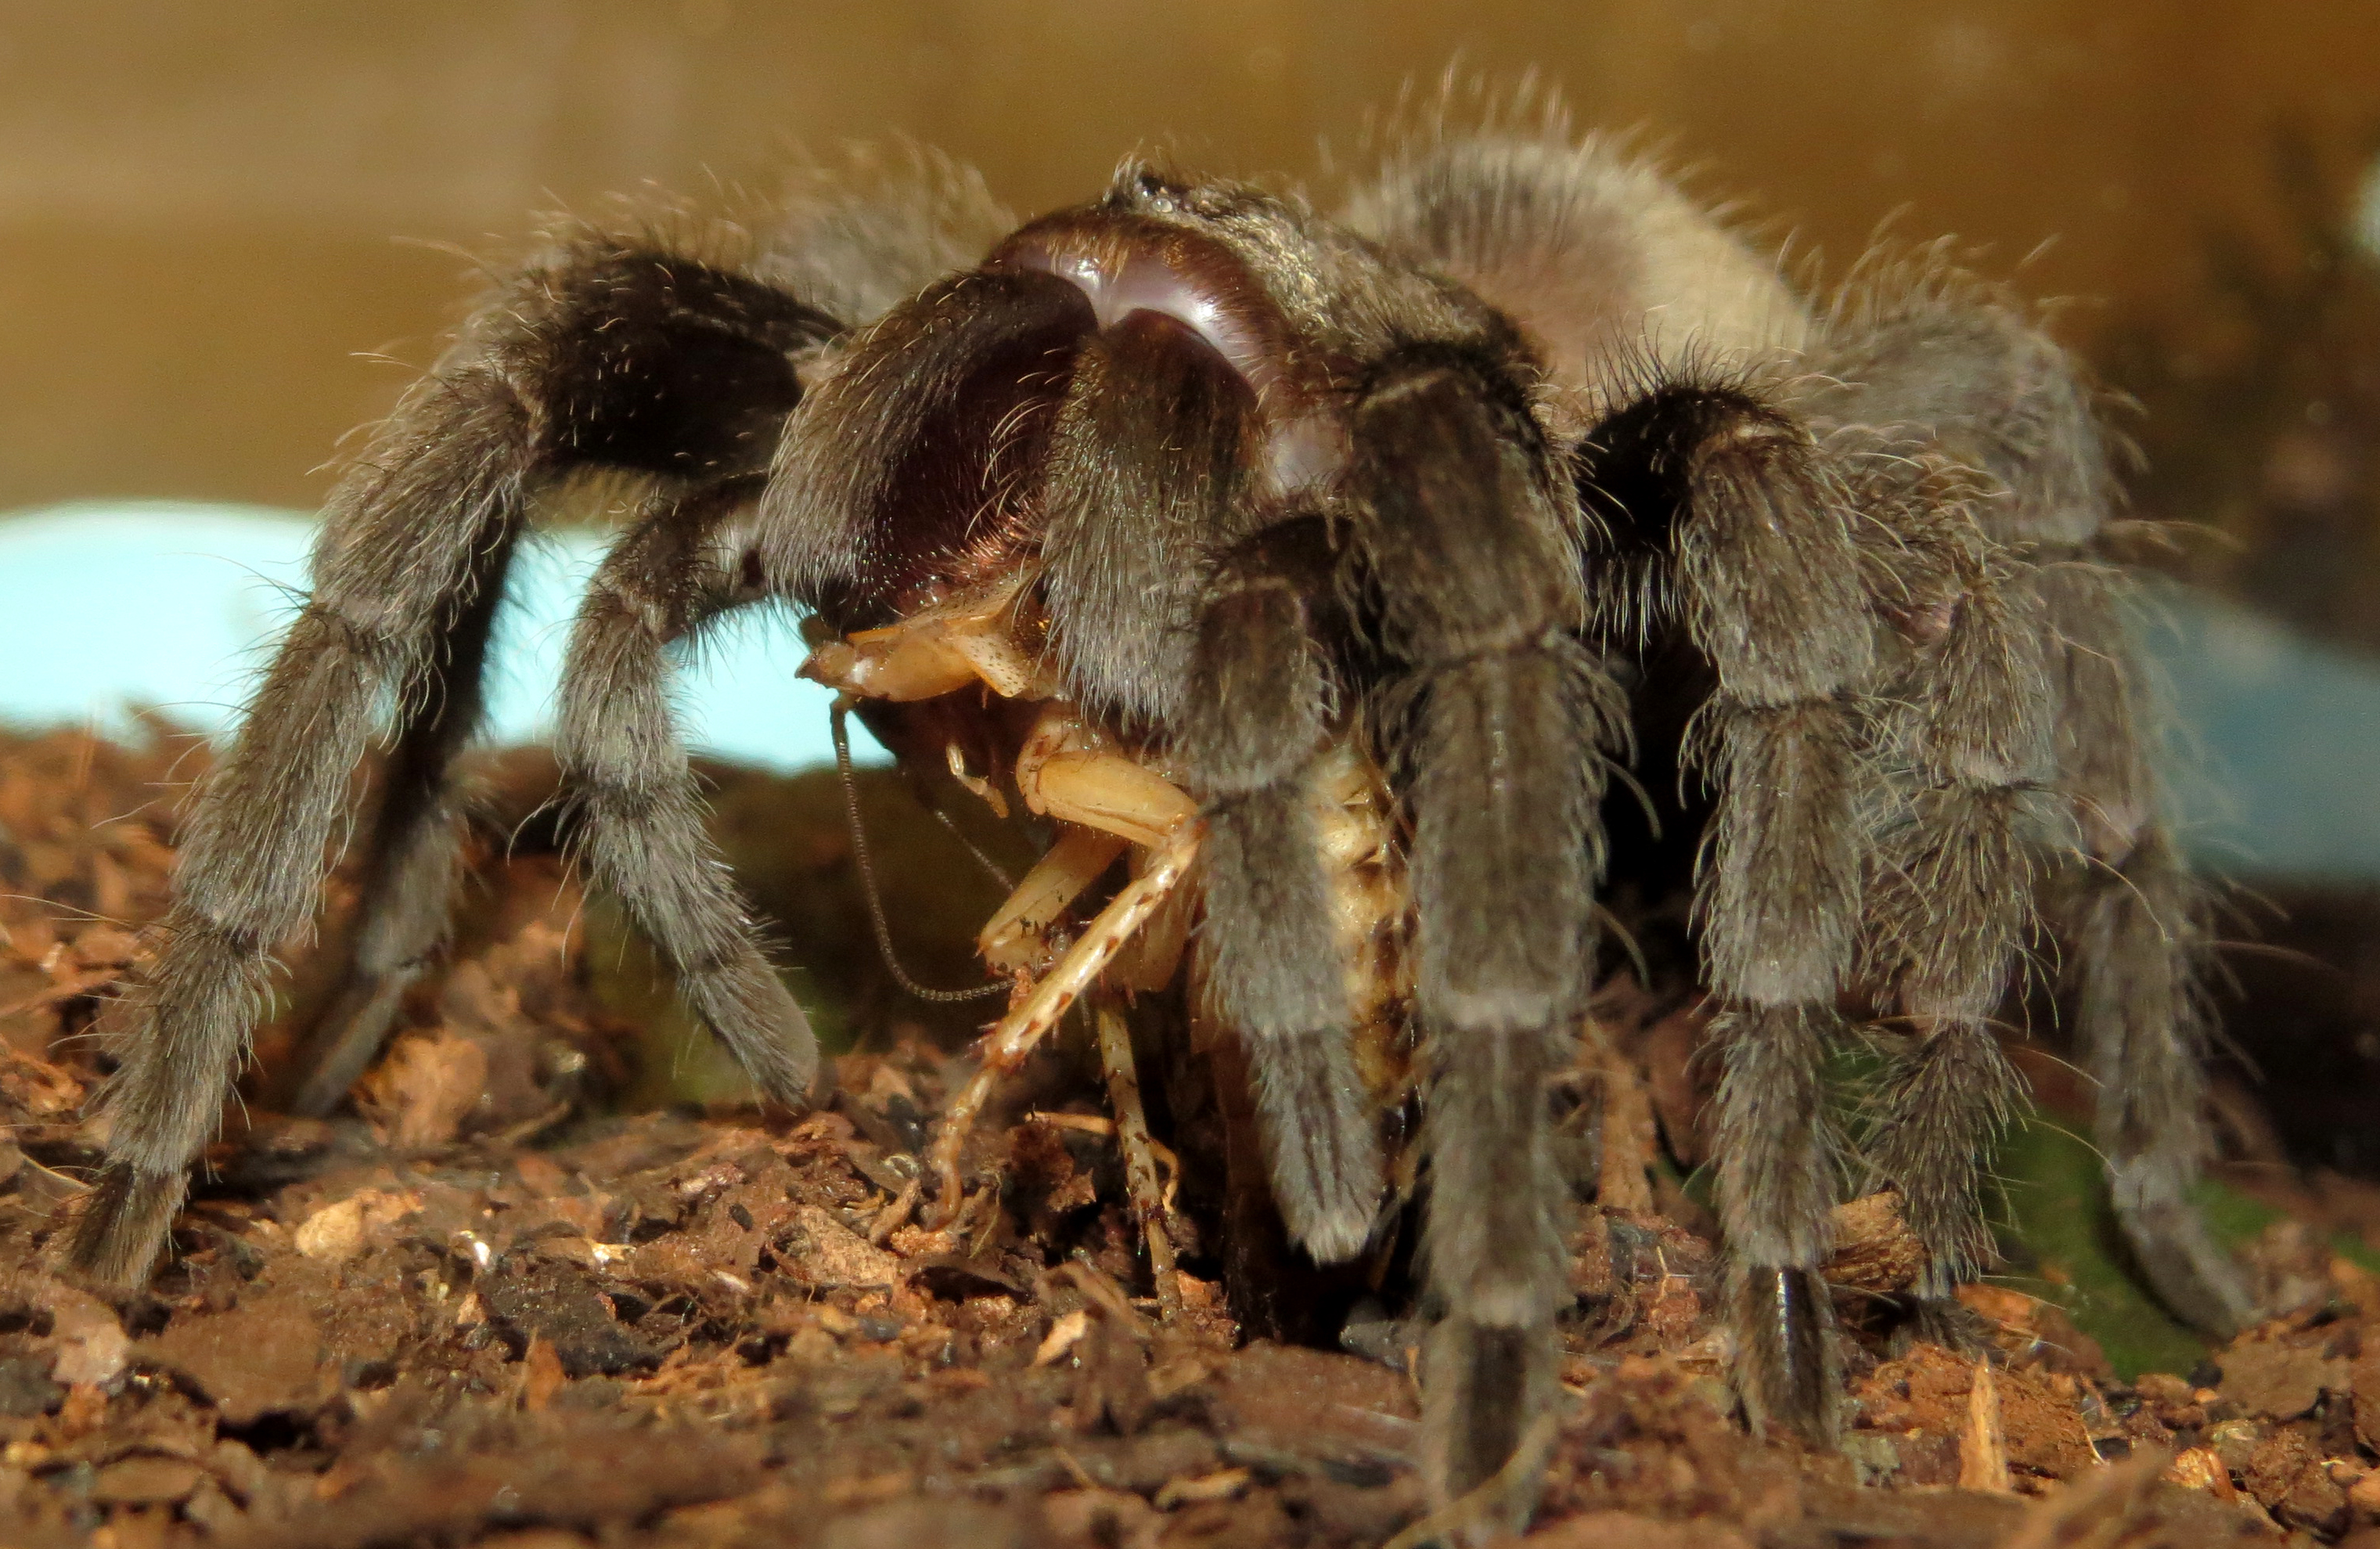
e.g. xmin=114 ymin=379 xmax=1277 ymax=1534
xmin=1178 ymin=516 xmax=1386 ymax=1264
xmin=2046 ymin=561 xmax=2253 ymax=1333
xmin=65 ymin=236 xmax=837 ymax=1286
xmin=1352 ymin=345 xmax=1624 ymax=1520
xmin=283 ymin=521 xmax=517 ymax=1117
xmin=67 ymin=366 xmax=546 ymax=1286
xmin=1815 ymin=265 xmax=2109 ymax=552
xmin=992 ymin=297 xmax=1392 ymax=1259
xmin=556 ymin=476 xmax=823 ymax=1107
xmin=1858 ymin=524 xmax=2042 ymax=1308
xmin=1817 ymin=276 xmax=2249 ymax=1332
xmin=1577 ymin=376 xmax=1875 ymax=1440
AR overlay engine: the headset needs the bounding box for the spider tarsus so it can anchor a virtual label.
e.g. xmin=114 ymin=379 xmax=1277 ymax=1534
xmin=1867 ymin=1017 xmax=2025 ymax=1285
xmin=672 ymin=960 xmax=823 ymax=1108
xmin=2110 ymin=1161 xmax=2255 ymax=1336
xmin=1249 ymin=1028 xmax=1384 ymax=1264
xmin=1201 ymin=793 xmax=1387 ymax=1260
xmin=60 ymin=1162 xmax=185 ymax=1291
xmin=1421 ymin=1315 xmax=1558 ymax=1536
xmin=2073 ymin=823 xmax=2258 ymax=1336
xmin=1729 ymin=1264 xmax=1844 ymax=1444
xmin=1898 ymin=1289 xmax=1994 ymax=1358
xmin=285 ymin=971 xmax=417 ymax=1118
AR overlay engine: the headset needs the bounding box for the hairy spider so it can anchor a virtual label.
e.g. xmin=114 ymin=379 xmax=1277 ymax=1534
xmin=64 ymin=93 xmax=2249 ymax=1533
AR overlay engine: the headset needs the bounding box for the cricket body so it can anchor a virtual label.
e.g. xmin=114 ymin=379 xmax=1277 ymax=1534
xmin=63 ymin=84 xmax=2250 ymax=1536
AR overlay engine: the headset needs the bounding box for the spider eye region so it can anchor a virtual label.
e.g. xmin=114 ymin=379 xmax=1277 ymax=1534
xmin=1000 ymin=229 xmax=1263 ymax=387
xmin=991 ymin=213 xmax=1345 ymax=495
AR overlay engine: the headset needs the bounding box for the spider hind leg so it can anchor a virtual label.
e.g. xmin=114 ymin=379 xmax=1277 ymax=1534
xmin=2047 ymin=564 xmax=2253 ymax=1334
xmin=1817 ymin=273 xmax=2253 ymax=1338
xmin=283 ymin=520 xmax=518 ymax=1118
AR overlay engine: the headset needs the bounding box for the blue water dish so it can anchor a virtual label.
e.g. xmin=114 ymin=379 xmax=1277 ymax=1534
xmin=0 ymin=502 xmax=888 ymax=774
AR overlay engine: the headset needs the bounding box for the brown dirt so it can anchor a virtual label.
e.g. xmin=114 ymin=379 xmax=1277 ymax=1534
xmin=0 ymin=725 xmax=2372 ymax=1547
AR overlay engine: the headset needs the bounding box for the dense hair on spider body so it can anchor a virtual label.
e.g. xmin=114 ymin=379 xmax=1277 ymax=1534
xmin=63 ymin=85 xmax=2250 ymax=1539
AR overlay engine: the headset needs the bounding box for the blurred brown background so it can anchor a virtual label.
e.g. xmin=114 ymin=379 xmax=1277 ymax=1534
xmin=2 ymin=1 xmax=2378 ymax=637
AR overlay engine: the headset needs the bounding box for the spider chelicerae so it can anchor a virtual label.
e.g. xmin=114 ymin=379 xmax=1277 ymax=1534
xmin=65 ymin=89 xmax=2249 ymax=1534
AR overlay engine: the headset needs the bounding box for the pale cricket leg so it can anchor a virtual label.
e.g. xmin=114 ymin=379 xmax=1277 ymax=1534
xmin=978 ymin=827 xmax=1129 ymax=976
xmin=927 ymin=813 xmax=1201 ymax=1227
xmin=811 ymin=599 xmax=1207 ymax=1242
xmin=1095 ymin=997 xmax=1186 ymax=1321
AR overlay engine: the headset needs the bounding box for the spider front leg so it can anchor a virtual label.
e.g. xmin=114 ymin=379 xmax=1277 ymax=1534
xmin=63 ymin=235 xmax=836 ymax=1287
xmin=64 ymin=373 xmax=542 ymax=1286
xmin=1579 ymin=377 xmax=1876 ymax=1439
xmin=1354 ymin=346 xmax=1625 ymax=1526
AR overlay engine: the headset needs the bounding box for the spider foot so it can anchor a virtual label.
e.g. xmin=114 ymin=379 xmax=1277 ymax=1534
xmin=2111 ymin=1159 xmax=2256 ymax=1337
xmin=1892 ymin=1288 xmax=1995 ymax=1360
xmin=1418 ymin=1315 xmax=1560 ymax=1544
xmin=60 ymin=1162 xmax=188 ymax=1291
xmin=1729 ymin=1263 xmax=1843 ymax=1444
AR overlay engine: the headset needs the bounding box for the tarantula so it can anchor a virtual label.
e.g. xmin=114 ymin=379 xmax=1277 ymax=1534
xmin=65 ymin=99 xmax=2250 ymax=1532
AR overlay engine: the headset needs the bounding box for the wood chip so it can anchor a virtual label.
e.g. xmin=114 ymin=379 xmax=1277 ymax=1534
xmin=1824 ymin=1191 xmax=1925 ymax=1294
xmin=357 ymin=1029 xmax=490 ymax=1149
xmin=293 ymin=1188 xmax=420 ymax=1263
xmin=786 ymin=1205 xmax=902 ymax=1289
xmin=2164 ymin=1446 xmax=2238 ymax=1500
xmin=91 ymin=1456 xmax=206 ymax=1506
xmin=1960 ymin=1360 xmax=2013 ymax=1493
xmin=520 ymin=1335 xmax=567 ymax=1412
xmin=2223 ymin=1336 xmax=2346 ymax=1421
xmin=1043 ymin=1487 xmax=1161 ymax=1548
xmin=44 ymin=1284 xmax=128 ymax=1388
xmin=1153 ymin=1468 xmax=1249 ymax=1508
xmin=1034 ymin=1309 xmax=1089 ymax=1367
